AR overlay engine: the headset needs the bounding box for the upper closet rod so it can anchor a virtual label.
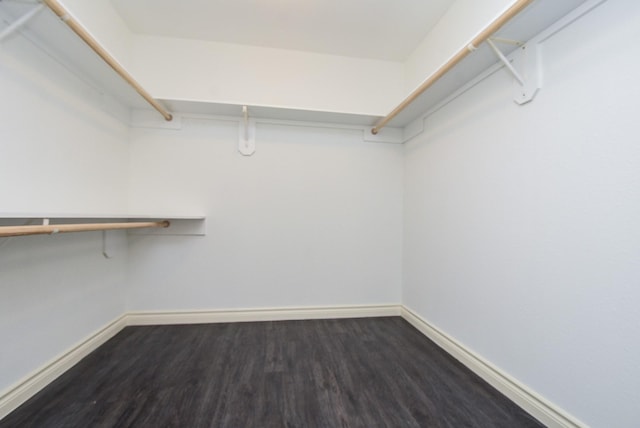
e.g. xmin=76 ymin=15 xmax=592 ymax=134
xmin=41 ymin=0 xmax=173 ymax=121
xmin=371 ymin=0 xmax=535 ymax=135
xmin=0 ymin=220 xmax=170 ymax=238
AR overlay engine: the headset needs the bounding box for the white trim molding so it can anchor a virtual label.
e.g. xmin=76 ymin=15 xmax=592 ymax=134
xmin=400 ymin=306 xmax=586 ymax=428
xmin=0 ymin=314 xmax=128 ymax=420
xmin=126 ymin=304 xmax=402 ymax=326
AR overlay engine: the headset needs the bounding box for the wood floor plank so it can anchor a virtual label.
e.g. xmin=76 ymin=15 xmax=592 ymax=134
xmin=0 ymin=317 xmax=544 ymax=427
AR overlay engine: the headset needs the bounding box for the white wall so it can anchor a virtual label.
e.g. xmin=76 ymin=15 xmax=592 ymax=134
xmin=130 ymin=36 xmax=405 ymax=116
xmin=0 ymin=21 xmax=129 ymax=394
xmin=0 ymin=233 xmax=128 ymax=394
xmin=59 ymin=0 xmax=134 ymax=68
xmin=126 ymin=119 xmax=404 ymax=311
xmin=0 ymin=19 xmax=130 ymax=214
xmin=404 ymin=0 xmax=515 ymax=93
xmin=403 ymin=1 xmax=640 ymax=427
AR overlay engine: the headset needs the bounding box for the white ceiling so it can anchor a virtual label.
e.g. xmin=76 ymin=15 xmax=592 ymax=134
xmin=110 ymin=0 xmax=455 ymax=61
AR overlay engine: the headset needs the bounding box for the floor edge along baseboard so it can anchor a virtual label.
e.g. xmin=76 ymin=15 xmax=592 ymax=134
xmin=0 ymin=315 xmax=128 ymax=420
xmin=400 ymin=306 xmax=586 ymax=428
xmin=1 ymin=304 xmax=583 ymax=428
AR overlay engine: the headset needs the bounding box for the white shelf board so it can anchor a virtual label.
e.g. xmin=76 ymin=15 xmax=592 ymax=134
xmin=161 ymin=99 xmax=384 ymax=127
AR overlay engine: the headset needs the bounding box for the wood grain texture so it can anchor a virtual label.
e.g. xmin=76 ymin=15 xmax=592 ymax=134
xmin=0 ymin=317 xmax=543 ymax=427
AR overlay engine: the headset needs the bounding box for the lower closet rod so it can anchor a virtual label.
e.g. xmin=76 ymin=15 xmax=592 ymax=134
xmin=0 ymin=221 xmax=170 ymax=238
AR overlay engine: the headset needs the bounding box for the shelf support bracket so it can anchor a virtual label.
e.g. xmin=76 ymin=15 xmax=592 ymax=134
xmin=102 ymin=230 xmax=114 ymax=259
xmin=0 ymin=3 xmax=45 ymax=42
xmin=487 ymin=38 xmax=525 ymax=85
xmin=238 ymin=105 xmax=256 ymax=156
xmin=487 ymin=38 xmax=541 ymax=105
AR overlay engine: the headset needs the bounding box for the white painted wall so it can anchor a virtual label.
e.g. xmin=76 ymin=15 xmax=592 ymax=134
xmin=403 ymin=1 xmax=640 ymax=427
xmin=0 ymin=20 xmax=129 ymax=394
xmin=126 ymin=119 xmax=403 ymax=311
xmin=404 ymin=0 xmax=515 ymax=93
xmin=0 ymin=24 xmax=130 ymax=214
xmin=59 ymin=0 xmax=134 ymax=68
xmin=129 ymin=36 xmax=405 ymax=116
xmin=0 ymin=233 xmax=128 ymax=395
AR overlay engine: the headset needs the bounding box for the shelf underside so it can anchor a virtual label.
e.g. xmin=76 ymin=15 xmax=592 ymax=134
xmin=161 ymin=99 xmax=383 ymax=127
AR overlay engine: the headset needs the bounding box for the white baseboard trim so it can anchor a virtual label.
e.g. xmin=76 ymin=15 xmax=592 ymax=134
xmin=400 ymin=306 xmax=585 ymax=428
xmin=125 ymin=304 xmax=402 ymax=326
xmin=0 ymin=314 xmax=128 ymax=420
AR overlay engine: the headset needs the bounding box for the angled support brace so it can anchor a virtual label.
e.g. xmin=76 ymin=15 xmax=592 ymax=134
xmin=487 ymin=38 xmax=525 ymax=85
xmin=487 ymin=38 xmax=541 ymax=105
xmin=0 ymin=3 xmax=45 ymax=42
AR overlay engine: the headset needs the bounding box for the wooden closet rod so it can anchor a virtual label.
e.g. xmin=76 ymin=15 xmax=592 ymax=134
xmin=42 ymin=0 xmax=173 ymax=121
xmin=0 ymin=221 xmax=170 ymax=238
xmin=371 ymin=0 xmax=535 ymax=135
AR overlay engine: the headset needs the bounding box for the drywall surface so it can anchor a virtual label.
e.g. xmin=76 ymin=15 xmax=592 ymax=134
xmin=126 ymin=119 xmax=403 ymax=311
xmin=404 ymin=0 xmax=515 ymax=93
xmin=0 ymin=20 xmax=129 ymax=393
xmin=402 ymin=1 xmax=640 ymax=426
xmin=0 ymin=24 xmax=130 ymax=213
xmin=129 ymin=36 xmax=405 ymax=116
xmin=59 ymin=0 xmax=134 ymax=68
xmin=0 ymin=232 xmax=128 ymax=394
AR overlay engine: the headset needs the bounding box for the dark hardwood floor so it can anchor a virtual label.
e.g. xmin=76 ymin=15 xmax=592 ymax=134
xmin=1 ymin=317 xmax=543 ymax=427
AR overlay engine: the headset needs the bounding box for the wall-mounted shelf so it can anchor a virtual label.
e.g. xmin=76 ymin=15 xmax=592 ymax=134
xmin=140 ymin=0 xmax=603 ymax=141
xmin=132 ymin=100 xmax=404 ymax=145
xmin=0 ymin=0 xmax=600 ymax=141
xmin=159 ymin=99 xmax=383 ymax=127
xmin=380 ymin=0 xmax=594 ymax=132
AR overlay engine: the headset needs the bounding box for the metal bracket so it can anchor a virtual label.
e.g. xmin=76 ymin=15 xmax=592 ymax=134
xmin=487 ymin=38 xmax=541 ymax=105
xmin=511 ymin=43 xmax=542 ymax=105
xmin=102 ymin=230 xmax=114 ymax=259
xmin=238 ymin=105 xmax=256 ymax=156
xmin=0 ymin=3 xmax=44 ymax=42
